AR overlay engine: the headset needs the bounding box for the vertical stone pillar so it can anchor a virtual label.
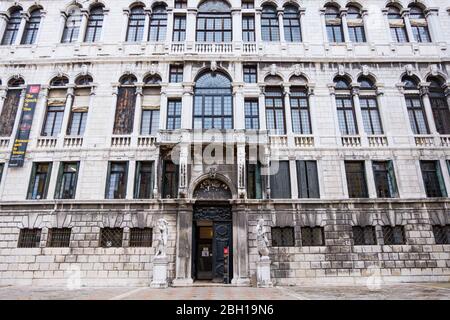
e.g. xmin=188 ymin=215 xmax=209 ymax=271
xmin=165 ymin=8 xmax=174 ymax=45
xmin=57 ymin=12 xmax=67 ymax=43
xmin=0 ymin=86 xmax=7 ymax=115
xmin=365 ymin=159 xmax=377 ymax=198
xmin=0 ymin=13 xmax=8 ymax=39
xmin=77 ymin=9 xmax=89 ymax=43
xmin=31 ymin=86 xmax=49 ymax=141
xmin=233 ymin=83 xmax=245 ymax=130
xmin=121 ymin=9 xmax=130 ymax=42
xmin=361 ymin=10 xmax=371 ymax=44
xmin=299 ymin=8 xmax=306 ymax=43
xmin=172 ymin=202 xmax=194 ymax=286
xmin=402 ymin=10 xmax=415 ymax=43
xmin=289 ymin=157 xmax=298 ymax=199
xmin=419 ymin=84 xmax=438 ymax=135
xmin=99 ymin=9 xmax=109 ymax=42
xmin=185 ymin=8 xmax=197 ymax=50
xmin=9 ymin=88 xmax=26 ymax=147
xmin=231 ymin=7 xmax=242 ymax=45
xmin=319 ymin=9 xmax=328 ymax=44
xmin=14 ymin=12 xmax=27 ymax=45
xmin=231 ymin=204 xmax=250 ymax=286
xmin=126 ymin=160 xmax=136 ymax=199
xmin=258 ymin=84 xmax=266 ymax=130
xmin=237 ymin=143 xmax=246 ymax=198
xmin=254 ymin=7 xmax=262 ymax=45
xmin=381 ymin=8 xmax=393 ymax=42
xmin=143 ymin=9 xmax=151 ymax=42
xmin=178 ymin=143 xmax=189 ymax=197
xmin=340 ymin=9 xmax=350 ymax=43
xmin=277 ymin=8 xmax=285 ymax=42
xmin=57 ymin=86 xmax=74 ymax=147
xmin=132 ymin=83 xmax=143 ymax=136
xmin=283 ymin=84 xmax=292 ymax=135
xmin=181 ymin=83 xmax=193 ymax=129
xmin=425 ymin=8 xmax=441 ymax=43
xmin=159 ymin=85 xmax=168 ymax=130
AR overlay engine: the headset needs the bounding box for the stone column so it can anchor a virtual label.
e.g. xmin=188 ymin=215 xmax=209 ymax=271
xmin=258 ymin=84 xmax=266 ymax=130
xmin=328 ymin=85 xmax=341 ymax=138
xmin=289 ymin=157 xmax=298 ymax=199
xmin=0 ymin=86 xmax=7 ymax=115
xmin=277 ymin=8 xmax=285 ymax=42
xmin=14 ymin=12 xmax=28 ymax=45
xmin=340 ymin=9 xmax=350 ymax=43
xmin=319 ymin=9 xmax=328 ymax=44
xmin=165 ymin=8 xmax=174 ymax=45
xmin=172 ymin=202 xmax=194 ymax=286
xmin=121 ymin=9 xmax=130 ymax=42
xmin=299 ymin=8 xmax=306 ymax=43
xmin=425 ymin=8 xmax=441 ymax=43
xmin=34 ymin=10 xmax=47 ymax=44
xmin=255 ymin=8 xmax=262 ymax=44
xmin=185 ymin=8 xmax=197 ymax=50
xmin=178 ymin=143 xmax=189 ymax=197
xmin=420 ymin=84 xmax=438 ymax=135
xmin=126 ymin=160 xmax=136 ymax=199
xmin=231 ymin=7 xmax=242 ymax=45
xmin=231 ymin=204 xmax=250 ymax=285
xmin=402 ymin=10 xmax=415 ymax=43
xmin=57 ymin=86 xmax=74 ymax=147
xmin=77 ymin=9 xmax=89 ymax=43
xmin=233 ymin=83 xmax=245 ymax=130
xmin=351 ymin=85 xmax=366 ymax=142
xmin=381 ymin=8 xmax=393 ymax=42
xmin=283 ymin=84 xmax=293 ymax=135
xmin=0 ymin=13 xmax=8 ymax=39
xmin=99 ymin=8 xmax=109 ymax=42
xmin=361 ymin=10 xmax=371 ymax=44
xmin=57 ymin=12 xmax=67 ymax=43
xmin=237 ymin=143 xmax=246 ymax=197
xmin=159 ymin=85 xmax=168 ymax=130
xmin=181 ymin=83 xmax=193 ymax=129
xmin=132 ymin=83 xmax=143 ymax=136
xmin=365 ymin=159 xmax=377 ymax=198
xmin=143 ymin=8 xmax=151 ymax=42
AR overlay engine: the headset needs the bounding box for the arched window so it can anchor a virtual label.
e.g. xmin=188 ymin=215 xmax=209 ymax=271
xmin=194 ymin=72 xmax=233 ymax=129
xmin=43 ymin=77 xmax=69 ymax=137
xmin=62 ymin=6 xmax=82 ymax=43
xmin=283 ymin=5 xmax=302 ymax=42
xmin=409 ymin=5 xmax=431 ymax=43
xmin=334 ymin=76 xmax=357 ymax=135
xmin=21 ymin=9 xmax=42 ymax=45
xmin=261 ymin=5 xmax=279 ymax=41
xmin=387 ymin=5 xmax=408 ymax=43
xmin=143 ymin=74 xmax=162 ymax=84
xmin=289 ymin=76 xmax=310 ymax=134
xmin=85 ymin=6 xmax=104 ymax=42
xmin=358 ymin=76 xmax=383 ymax=135
xmin=7 ymin=77 xmax=25 ymax=87
xmin=120 ymin=74 xmax=137 ymax=85
xmin=149 ymin=5 xmax=167 ymax=41
xmin=196 ymin=0 xmax=232 ymax=42
xmin=126 ymin=6 xmax=145 ymax=42
xmin=0 ymin=77 xmax=24 ymax=137
xmin=141 ymin=75 xmax=162 ymax=135
xmin=75 ymin=75 xmax=93 ymax=86
xmin=113 ymin=75 xmax=138 ymax=134
xmin=69 ymin=75 xmax=93 ymax=136
xmin=50 ymin=76 xmax=69 ymax=86
xmin=1 ymin=8 xmax=23 ymax=45
xmin=402 ymin=75 xmax=428 ymax=134
xmin=428 ymin=77 xmax=450 ymax=134
xmin=346 ymin=5 xmax=366 ymax=43
xmin=325 ymin=5 xmax=344 ymax=43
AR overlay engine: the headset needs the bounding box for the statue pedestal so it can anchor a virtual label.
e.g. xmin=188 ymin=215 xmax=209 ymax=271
xmin=256 ymin=257 xmax=273 ymax=288
xmin=151 ymin=256 xmax=169 ymax=288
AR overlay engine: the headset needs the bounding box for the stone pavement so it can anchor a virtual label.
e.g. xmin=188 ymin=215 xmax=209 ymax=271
xmin=0 ymin=283 xmax=449 ymax=300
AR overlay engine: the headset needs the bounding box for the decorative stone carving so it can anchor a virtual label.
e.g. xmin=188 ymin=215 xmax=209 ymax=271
xmin=80 ymin=64 xmax=89 ymax=76
xmin=269 ymin=64 xmax=277 ymax=76
xmin=149 ymin=63 xmax=157 ymax=75
xmin=293 ymin=64 xmax=301 ymax=76
xmin=338 ymin=64 xmax=345 ymax=76
xmin=256 ymin=219 xmax=269 ymax=258
xmin=256 ymin=219 xmax=272 ymax=287
xmin=155 ymin=218 xmax=168 ymax=257
xmin=430 ymin=64 xmax=439 ymax=76
xmin=210 ymin=60 xmax=218 ymax=72
xmin=362 ymin=65 xmax=370 ymax=76
xmin=193 ymin=178 xmax=232 ymax=200
xmin=404 ymin=64 xmax=414 ymax=76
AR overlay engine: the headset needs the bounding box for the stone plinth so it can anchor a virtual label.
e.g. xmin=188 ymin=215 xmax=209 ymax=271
xmin=256 ymin=257 xmax=273 ymax=288
xmin=151 ymin=256 xmax=169 ymax=288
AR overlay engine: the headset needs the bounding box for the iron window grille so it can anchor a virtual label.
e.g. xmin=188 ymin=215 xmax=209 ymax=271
xmin=129 ymin=228 xmax=153 ymax=247
xmin=17 ymin=228 xmax=41 ymax=248
xmin=382 ymin=226 xmax=406 ymax=245
xmin=432 ymin=225 xmax=450 ymax=245
xmin=169 ymin=65 xmax=184 ymax=83
xmin=1 ymin=9 xmax=22 ymax=45
xmin=243 ymin=65 xmax=257 ymax=83
xmin=352 ymin=226 xmax=377 ymax=245
xmin=172 ymin=15 xmax=186 ymax=41
xmin=244 ymin=99 xmax=259 ymax=129
xmin=345 ymin=161 xmax=369 ymax=198
xmin=47 ymin=228 xmax=71 ymax=247
xmin=420 ymin=161 xmax=447 ymax=198
xmin=21 ymin=9 xmax=42 ymax=45
xmin=301 ymin=227 xmax=325 ymax=246
xmin=271 ymin=227 xmax=295 ymax=247
xmin=372 ymin=161 xmax=398 ymax=198
xmin=100 ymin=228 xmax=123 ymax=247
xmin=290 ymin=87 xmax=311 ymax=134
xmin=84 ymin=6 xmax=104 ymax=42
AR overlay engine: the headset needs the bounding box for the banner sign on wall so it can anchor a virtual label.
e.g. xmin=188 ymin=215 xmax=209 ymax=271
xmin=9 ymin=85 xmax=41 ymax=168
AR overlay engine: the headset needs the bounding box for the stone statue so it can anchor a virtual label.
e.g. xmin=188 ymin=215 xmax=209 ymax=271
xmin=256 ymin=219 xmax=269 ymax=259
xmin=155 ymin=218 xmax=169 ymax=257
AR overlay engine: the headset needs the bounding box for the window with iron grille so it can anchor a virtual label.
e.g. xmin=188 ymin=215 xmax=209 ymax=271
xmin=21 ymin=9 xmax=41 ymax=45
xmin=129 ymin=228 xmax=153 ymax=247
xmin=345 ymin=161 xmax=368 ymax=198
xmin=372 ymin=161 xmax=398 ymax=198
xmin=420 ymin=161 xmax=447 ymax=198
xmin=149 ymin=5 xmax=167 ymax=41
xmin=243 ymin=65 xmax=257 ymax=83
xmin=162 ymin=160 xmax=179 ymax=199
xmin=247 ymin=161 xmax=262 ymax=199
xmin=84 ymin=6 xmax=104 ymax=42
xmin=47 ymin=228 xmax=71 ymax=247
xmin=352 ymin=226 xmax=377 ymax=245
xmin=301 ymin=227 xmax=325 ymax=246
xmin=100 ymin=228 xmax=123 ymax=247
xmin=325 ymin=6 xmax=344 ymax=42
xmin=126 ymin=6 xmax=145 ymax=42
xmin=265 ymin=87 xmax=285 ymax=135
xmin=360 ymin=97 xmax=382 ymax=134
xmin=242 ymin=15 xmax=255 ymax=42
xmin=271 ymin=227 xmax=295 ymax=247
xmin=270 ymin=161 xmax=291 ymax=199
xmin=336 ymin=96 xmax=358 ymax=135
xmin=167 ymin=99 xmax=182 ymax=130
xmin=1 ymin=9 xmax=22 ymax=45
xmin=382 ymin=226 xmax=406 ymax=245
xmin=105 ymin=162 xmax=128 ymax=199
xmin=169 ymin=65 xmax=184 ymax=83
xmin=55 ymin=162 xmax=79 ymax=199
xmin=296 ymin=160 xmax=320 ymax=198
xmin=172 ymin=15 xmax=186 ymax=41
xmin=405 ymin=96 xmax=429 ymax=134
xmin=174 ymin=0 xmax=187 ymax=9
xmin=290 ymin=87 xmax=311 ymax=134
xmin=27 ymin=162 xmax=52 ymax=200
xmin=244 ymin=99 xmax=259 ymax=129
xmin=432 ymin=225 xmax=450 ymax=245
xmin=134 ymin=161 xmax=154 ymax=199
xmin=17 ymin=228 xmax=41 ymax=248
xmin=42 ymin=105 xmax=65 ymax=136
xmin=62 ymin=8 xmax=82 ymax=43
xmin=261 ymin=5 xmax=279 ymax=41
xmin=283 ymin=5 xmax=302 ymax=42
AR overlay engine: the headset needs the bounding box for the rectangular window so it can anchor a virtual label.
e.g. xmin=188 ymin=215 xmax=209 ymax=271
xmin=265 ymin=87 xmax=285 ymax=135
xmin=47 ymin=228 xmax=71 ymax=247
xmin=27 ymin=162 xmax=52 ymax=200
xmin=129 ymin=228 xmax=153 ymax=247
xmin=412 ymin=26 xmax=431 ymax=43
xmin=420 ymin=161 xmax=447 ymax=197
xmin=352 ymin=226 xmax=377 ymax=245
xmin=134 ymin=161 xmax=154 ymax=199
xmin=172 ymin=15 xmax=186 ymax=41
xmin=113 ymin=87 xmax=136 ymax=135
xmin=290 ymin=87 xmax=311 ymax=134
xmin=174 ymin=0 xmax=187 ymax=9
xmin=244 ymin=100 xmax=259 ymax=129
xmin=17 ymin=228 xmax=41 ymax=248
xmin=296 ymin=160 xmax=320 ymax=198
xmin=126 ymin=9 xmax=145 ymax=42
xmin=0 ymin=89 xmax=21 ymax=137
xmin=270 ymin=160 xmax=291 ymax=199
xmin=105 ymin=162 xmax=128 ymax=199
xmin=148 ymin=10 xmax=167 ymax=42
xmin=42 ymin=105 xmax=65 ymax=136
xmin=0 ymin=163 xmax=4 ymax=184
xmin=242 ymin=0 xmax=254 ymax=9
xmin=243 ymin=65 xmax=257 ymax=83
xmin=141 ymin=109 xmax=160 ymax=135
xmin=372 ymin=161 xmax=398 ymax=198
xmin=84 ymin=10 xmax=103 ymax=42
xmin=348 ymin=26 xmax=366 ymax=42
xmin=242 ymin=15 xmax=255 ymax=42
xmin=196 ymin=15 xmax=232 ymax=42
xmin=345 ymin=161 xmax=368 ymax=198
xmin=336 ymin=96 xmax=358 ymax=135
xmin=432 ymin=225 xmax=450 ymax=245
xmin=271 ymin=227 xmax=295 ymax=247
xmin=390 ymin=27 xmax=408 ymax=42
xmin=61 ymin=14 xmax=81 ymax=43
xmin=169 ymin=65 xmax=184 ymax=83
xmin=100 ymin=228 xmax=123 ymax=247
xmin=406 ymin=96 xmax=429 ymax=134
xmin=247 ymin=161 xmax=262 ymax=199
xmin=166 ymin=99 xmax=182 ymax=130
xmin=162 ymin=160 xmax=179 ymax=199
xmin=55 ymin=162 xmax=79 ymax=199
xmin=67 ymin=111 xmax=88 ymax=136
xmin=301 ymin=227 xmax=325 ymax=246
xmin=360 ymin=97 xmax=383 ymax=134
xmin=382 ymin=226 xmax=406 ymax=245
xmin=326 ymin=25 xmax=344 ymax=42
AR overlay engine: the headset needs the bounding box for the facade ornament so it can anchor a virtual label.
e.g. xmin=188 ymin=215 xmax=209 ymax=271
xmin=256 ymin=219 xmax=269 ymax=258
xmin=80 ymin=64 xmax=89 ymax=76
xmin=362 ymin=65 xmax=370 ymax=76
xmin=208 ymin=167 xmax=217 ymax=179
xmin=430 ymin=64 xmax=439 ymax=76
xmin=404 ymin=64 xmax=414 ymax=76
xmin=56 ymin=66 xmax=66 ymax=78
xmin=124 ymin=63 xmax=134 ymax=75
xmin=338 ymin=64 xmax=345 ymax=76
xmin=210 ymin=60 xmax=218 ymax=72
xmin=149 ymin=63 xmax=157 ymax=75
xmin=293 ymin=64 xmax=301 ymax=76
xmin=155 ymin=219 xmax=169 ymax=257
xmin=269 ymin=64 xmax=277 ymax=76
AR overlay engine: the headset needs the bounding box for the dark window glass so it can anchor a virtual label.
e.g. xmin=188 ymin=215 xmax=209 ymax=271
xmin=296 ymin=160 xmax=320 ymax=198
xmin=141 ymin=109 xmax=160 ymax=135
xmin=172 ymin=15 xmax=186 ymax=41
xmin=360 ymin=97 xmax=383 ymax=134
xmin=271 ymin=227 xmax=295 ymax=246
xmin=348 ymin=25 xmax=366 ymax=42
xmin=105 ymin=162 xmax=128 ymax=199
xmin=84 ymin=6 xmax=104 ymax=42
xmin=21 ymin=9 xmax=41 ymax=45
xmin=270 ymin=161 xmax=291 ymax=199
xmin=174 ymin=0 xmax=187 ymax=9
xmin=55 ymin=162 xmax=79 ymax=199
xmin=244 ymin=99 xmax=259 ymax=129
xmin=129 ymin=228 xmax=153 ymax=247
xmin=149 ymin=5 xmax=167 ymax=41
xmin=406 ymin=96 xmax=429 ymax=134
xmin=432 ymin=225 xmax=450 ymax=245
xmin=353 ymin=226 xmax=377 ymax=245
xmin=290 ymin=87 xmax=311 ymax=134
xmin=336 ymin=96 xmax=358 ymax=135
xmin=261 ymin=5 xmax=279 ymax=41
xmin=429 ymin=81 xmax=450 ymax=135
xmin=346 ymin=6 xmax=365 ymax=42
xmin=100 ymin=228 xmax=123 ymax=247
xmin=2 ymin=9 xmax=22 ymax=45
xmin=42 ymin=105 xmax=65 ymax=136
xmin=345 ymin=161 xmax=368 ymax=198
xmin=162 ymin=160 xmax=179 ymax=199
xmin=134 ymin=161 xmax=154 ymax=199
xmin=47 ymin=228 xmax=71 ymax=247
xmin=62 ymin=8 xmax=82 ymax=43
xmin=50 ymin=76 xmax=69 ymax=87
xmin=420 ymin=161 xmax=447 ymax=197
xmin=265 ymin=87 xmax=285 ymax=135
xmin=0 ymin=163 xmax=4 ymax=184
xmin=242 ymin=15 xmax=255 ymax=42
xmin=126 ymin=6 xmax=145 ymax=42
xmin=169 ymin=65 xmax=184 ymax=83
xmin=242 ymin=0 xmax=254 ymax=9
xmin=373 ymin=161 xmax=398 ymax=198
xmin=27 ymin=162 xmax=52 ymax=200
xmin=67 ymin=111 xmax=87 ymax=136
xmin=283 ymin=5 xmax=301 ymax=42
xmin=325 ymin=6 xmax=343 ymax=42
xmin=301 ymin=227 xmax=324 ymax=246
xmin=17 ymin=228 xmax=41 ymax=248
xmin=410 ymin=6 xmax=430 ymax=42
xmin=243 ymin=65 xmax=257 ymax=83
xmin=196 ymin=1 xmax=232 ymax=42
xmin=382 ymin=226 xmax=406 ymax=245
xmin=167 ymin=99 xmax=182 ymax=130
xmin=247 ymin=161 xmax=262 ymax=199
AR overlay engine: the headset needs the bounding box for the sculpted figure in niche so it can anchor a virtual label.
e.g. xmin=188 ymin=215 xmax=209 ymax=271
xmin=155 ymin=218 xmax=169 ymax=257
xmin=256 ymin=219 xmax=269 ymax=259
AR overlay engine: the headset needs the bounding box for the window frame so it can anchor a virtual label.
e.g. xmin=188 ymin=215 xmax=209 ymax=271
xmin=169 ymin=65 xmax=184 ymax=83
xmin=166 ymin=99 xmax=182 ymax=130
xmin=242 ymin=14 xmax=255 ymax=42
xmin=296 ymin=160 xmax=320 ymax=198
xmin=1 ymin=9 xmax=22 ymax=45
xmin=352 ymin=226 xmax=377 ymax=245
xmin=265 ymin=86 xmax=286 ymax=135
xmin=372 ymin=161 xmax=398 ymax=198
xmin=301 ymin=226 xmax=325 ymax=246
xmin=244 ymin=99 xmax=259 ymax=130
xmin=21 ymin=9 xmax=42 ymax=45
xmin=84 ymin=6 xmax=104 ymax=43
xmin=345 ymin=160 xmax=369 ymax=198
xmin=172 ymin=15 xmax=186 ymax=42
xmin=148 ymin=5 xmax=167 ymax=42
xmin=55 ymin=161 xmax=79 ymax=200
xmin=126 ymin=6 xmax=146 ymax=42
xmin=134 ymin=161 xmax=154 ymax=199
xmin=27 ymin=162 xmax=52 ymax=200
xmin=261 ymin=5 xmax=280 ymax=42
xmin=105 ymin=161 xmax=128 ymax=199
xmin=271 ymin=227 xmax=295 ymax=247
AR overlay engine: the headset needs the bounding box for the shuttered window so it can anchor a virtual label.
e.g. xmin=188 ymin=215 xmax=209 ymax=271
xmin=270 ymin=161 xmax=291 ymax=199
xmin=296 ymin=160 xmax=319 ymax=198
xmin=373 ymin=161 xmax=398 ymax=198
xmin=113 ymin=87 xmax=136 ymax=134
xmin=420 ymin=161 xmax=447 ymax=198
xmin=0 ymin=89 xmax=21 ymax=137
